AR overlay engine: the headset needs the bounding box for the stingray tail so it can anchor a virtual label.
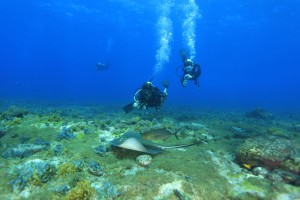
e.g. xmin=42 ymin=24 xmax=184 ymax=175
xmin=160 ymin=141 xmax=203 ymax=149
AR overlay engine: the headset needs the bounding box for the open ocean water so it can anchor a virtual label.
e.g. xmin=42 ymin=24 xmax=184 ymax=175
xmin=0 ymin=0 xmax=300 ymax=199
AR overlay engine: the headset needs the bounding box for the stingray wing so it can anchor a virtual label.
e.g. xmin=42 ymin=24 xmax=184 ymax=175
xmin=110 ymin=132 xmax=163 ymax=154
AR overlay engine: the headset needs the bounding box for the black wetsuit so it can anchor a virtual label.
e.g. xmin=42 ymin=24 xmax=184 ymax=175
xmin=181 ymin=63 xmax=201 ymax=85
xmin=138 ymin=87 xmax=166 ymax=111
xmin=123 ymin=82 xmax=167 ymax=114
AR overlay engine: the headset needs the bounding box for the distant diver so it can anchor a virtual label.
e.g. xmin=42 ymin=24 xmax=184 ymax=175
xmin=96 ymin=62 xmax=109 ymax=71
xmin=177 ymin=49 xmax=201 ymax=88
xmin=123 ymin=80 xmax=169 ymax=115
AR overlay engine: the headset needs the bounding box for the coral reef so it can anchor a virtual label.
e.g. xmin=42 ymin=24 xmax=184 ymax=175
xmin=91 ymin=180 xmax=120 ymax=199
xmin=267 ymin=127 xmax=290 ymax=138
xmin=56 ymin=125 xmax=75 ymax=141
xmin=0 ymin=128 xmax=6 ymax=138
xmin=0 ymin=106 xmax=29 ymax=120
xmin=94 ymin=144 xmax=110 ymax=157
xmin=3 ymin=117 xmax=23 ymax=126
xmin=0 ymin=104 xmax=299 ymax=199
xmin=87 ymin=160 xmax=104 ymax=176
xmin=236 ymin=136 xmax=300 ymax=185
xmin=236 ymin=136 xmax=295 ymax=169
xmin=294 ymin=124 xmax=300 ymax=132
xmin=245 ymin=108 xmax=273 ymax=120
xmin=10 ymin=159 xmax=56 ymax=191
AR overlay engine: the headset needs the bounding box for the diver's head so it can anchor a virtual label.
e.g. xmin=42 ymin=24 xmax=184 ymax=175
xmin=142 ymin=81 xmax=154 ymax=90
xmin=184 ymin=59 xmax=193 ymax=66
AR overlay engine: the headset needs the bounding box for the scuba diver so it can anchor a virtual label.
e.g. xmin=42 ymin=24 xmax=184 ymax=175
xmin=123 ymin=80 xmax=169 ymax=115
xmin=96 ymin=62 xmax=109 ymax=71
xmin=177 ymin=49 xmax=201 ymax=88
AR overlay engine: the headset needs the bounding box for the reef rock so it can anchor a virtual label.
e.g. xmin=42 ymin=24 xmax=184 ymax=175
xmin=10 ymin=159 xmax=56 ymax=191
xmin=94 ymin=145 xmax=110 ymax=157
xmin=2 ymin=143 xmax=48 ymax=159
xmin=294 ymin=124 xmax=300 ymax=132
xmin=252 ymin=167 xmax=269 ymax=177
xmin=236 ymin=136 xmax=300 ymax=175
xmin=51 ymin=184 xmax=71 ymax=194
xmin=136 ymin=154 xmax=152 ymax=167
xmin=91 ymin=180 xmax=120 ymax=199
xmin=0 ymin=106 xmax=29 ymax=119
xmin=56 ymin=125 xmax=75 ymax=141
xmin=52 ymin=143 xmax=64 ymax=155
xmin=0 ymin=128 xmax=6 ymax=138
xmin=87 ymin=160 xmax=104 ymax=176
xmin=245 ymin=108 xmax=273 ymax=120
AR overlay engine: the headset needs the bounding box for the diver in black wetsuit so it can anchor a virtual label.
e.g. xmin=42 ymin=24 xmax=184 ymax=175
xmin=178 ymin=49 xmax=201 ymax=88
xmin=96 ymin=62 xmax=109 ymax=71
xmin=123 ymin=80 xmax=169 ymax=115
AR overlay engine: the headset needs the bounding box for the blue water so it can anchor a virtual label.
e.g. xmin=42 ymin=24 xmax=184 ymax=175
xmin=0 ymin=0 xmax=299 ymax=111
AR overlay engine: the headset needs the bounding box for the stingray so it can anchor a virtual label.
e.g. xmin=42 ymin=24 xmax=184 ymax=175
xmin=142 ymin=128 xmax=178 ymax=141
xmin=109 ymin=131 xmax=201 ymax=155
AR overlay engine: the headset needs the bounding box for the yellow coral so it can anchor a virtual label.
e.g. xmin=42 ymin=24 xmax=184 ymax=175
xmin=4 ymin=117 xmax=22 ymax=126
xmin=58 ymin=163 xmax=77 ymax=177
xmin=64 ymin=180 xmax=96 ymax=200
xmin=29 ymin=172 xmax=43 ymax=186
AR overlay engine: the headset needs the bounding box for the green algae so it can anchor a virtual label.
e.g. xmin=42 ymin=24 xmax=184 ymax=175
xmin=70 ymin=123 xmax=86 ymax=132
xmin=1 ymin=125 xmax=57 ymax=147
xmin=267 ymin=127 xmax=289 ymax=138
xmin=46 ymin=114 xmax=62 ymax=123
xmin=226 ymin=177 xmax=271 ymax=200
xmin=149 ymin=148 xmax=232 ymax=199
xmin=75 ymin=132 xmax=85 ymax=139
xmin=0 ymin=106 xmax=29 ymax=120
xmin=3 ymin=117 xmax=22 ymax=126
xmin=242 ymin=177 xmax=267 ymax=193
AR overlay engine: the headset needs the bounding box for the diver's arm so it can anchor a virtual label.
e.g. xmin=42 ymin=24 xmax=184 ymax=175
xmin=193 ymin=64 xmax=201 ymax=78
xmin=133 ymin=89 xmax=142 ymax=109
xmin=163 ymin=87 xmax=168 ymax=95
xmin=133 ymin=89 xmax=142 ymax=102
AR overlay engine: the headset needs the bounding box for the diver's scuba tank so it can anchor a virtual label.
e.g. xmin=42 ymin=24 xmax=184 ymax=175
xmin=179 ymin=49 xmax=187 ymax=62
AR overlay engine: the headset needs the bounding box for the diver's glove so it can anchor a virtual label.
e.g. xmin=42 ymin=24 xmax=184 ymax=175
xmin=182 ymin=79 xmax=188 ymax=87
xmin=184 ymin=74 xmax=193 ymax=80
xmin=133 ymin=102 xmax=140 ymax=109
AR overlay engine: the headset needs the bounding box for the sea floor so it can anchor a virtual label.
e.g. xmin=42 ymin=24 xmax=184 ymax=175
xmin=0 ymin=101 xmax=300 ymax=200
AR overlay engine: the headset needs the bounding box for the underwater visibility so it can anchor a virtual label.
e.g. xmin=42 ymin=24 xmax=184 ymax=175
xmin=0 ymin=0 xmax=300 ymax=199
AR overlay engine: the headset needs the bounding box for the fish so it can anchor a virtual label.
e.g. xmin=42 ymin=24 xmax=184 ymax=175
xmin=142 ymin=128 xmax=178 ymax=141
xmin=109 ymin=132 xmax=200 ymax=155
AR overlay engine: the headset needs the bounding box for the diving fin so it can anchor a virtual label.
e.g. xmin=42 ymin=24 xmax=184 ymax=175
xmin=123 ymin=102 xmax=134 ymax=114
